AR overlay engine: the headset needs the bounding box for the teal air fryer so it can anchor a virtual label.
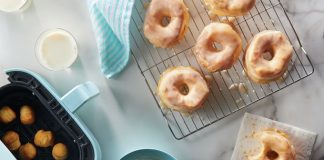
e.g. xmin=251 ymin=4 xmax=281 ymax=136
xmin=0 ymin=68 xmax=101 ymax=160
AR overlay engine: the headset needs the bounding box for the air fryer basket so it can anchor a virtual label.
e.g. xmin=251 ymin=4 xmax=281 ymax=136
xmin=0 ymin=71 xmax=95 ymax=160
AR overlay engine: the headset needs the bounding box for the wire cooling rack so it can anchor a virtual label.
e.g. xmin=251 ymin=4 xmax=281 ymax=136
xmin=129 ymin=0 xmax=314 ymax=139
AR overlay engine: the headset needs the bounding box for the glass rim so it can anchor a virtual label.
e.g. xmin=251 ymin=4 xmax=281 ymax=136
xmin=35 ymin=28 xmax=79 ymax=71
xmin=0 ymin=0 xmax=32 ymax=13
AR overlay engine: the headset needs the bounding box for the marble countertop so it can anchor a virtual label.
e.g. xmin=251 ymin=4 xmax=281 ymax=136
xmin=0 ymin=0 xmax=323 ymax=159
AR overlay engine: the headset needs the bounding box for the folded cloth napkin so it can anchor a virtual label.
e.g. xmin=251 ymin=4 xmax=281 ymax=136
xmin=88 ymin=0 xmax=135 ymax=78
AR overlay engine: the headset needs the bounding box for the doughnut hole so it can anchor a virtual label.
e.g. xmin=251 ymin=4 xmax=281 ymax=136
xmin=266 ymin=150 xmax=279 ymax=160
xmin=163 ymin=16 xmax=172 ymax=27
xmin=153 ymin=9 xmax=172 ymax=27
xmin=262 ymin=47 xmax=275 ymax=61
xmin=207 ymin=38 xmax=223 ymax=52
xmin=175 ymin=82 xmax=190 ymax=95
xmin=212 ymin=42 xmax=223 ymax=51
xmin=161 ymin=16 xmax=171 ymax=27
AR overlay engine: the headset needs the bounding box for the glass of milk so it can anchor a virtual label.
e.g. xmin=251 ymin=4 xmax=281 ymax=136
xmin=0 ymin=0 xmax=32 ymax=12
xmin=36 ymin=29 xmax=78 ymax=71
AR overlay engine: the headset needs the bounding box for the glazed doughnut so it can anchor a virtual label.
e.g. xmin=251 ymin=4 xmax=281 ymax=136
xmin=157 ymin=66 xmax=210 ymax=113
xmin=204 ymin=0 xmax=256 ymax=16
xmin=250 ymin=129 xmax=296 ymax=160
xmin=243 ymin=30 xmax=293 ymax=83
xmin=194 ymin=22 xmax=242 ymax=72
xmin=144 ymin=0 xmax=189 ymax=48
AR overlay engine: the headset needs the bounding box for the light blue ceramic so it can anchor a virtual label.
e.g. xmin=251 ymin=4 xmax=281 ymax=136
xmin=4 ymin=68 xmax=102 ymax=160
xmin=121 ymin=149 xmax=176 ymax=160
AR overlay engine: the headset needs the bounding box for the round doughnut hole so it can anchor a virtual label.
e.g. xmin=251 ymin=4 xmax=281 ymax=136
xmin=161 ymin=16 xmax=171 ymax=27
xmin=212 ymin=42 xmax=223 ymax=51
xmin=266 ymin=150 xmax=279 ymax=160
xmin=262 ymin=48 xmax=274 ymax=61
xmin=176 ymin=83 xmax=190 ymax=95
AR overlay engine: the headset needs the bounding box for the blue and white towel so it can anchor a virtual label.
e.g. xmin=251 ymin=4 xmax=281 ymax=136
xmin=88 ymin=0 xmax=135 ymax=78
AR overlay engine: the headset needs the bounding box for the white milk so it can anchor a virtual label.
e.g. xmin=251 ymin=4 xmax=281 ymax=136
xmin=0 ymin=0 xmax=31 ymax=12
xmin=36 ymin=29 xmax=78 ymax=71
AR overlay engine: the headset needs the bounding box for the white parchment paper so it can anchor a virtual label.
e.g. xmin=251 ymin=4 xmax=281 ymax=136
xmin=231 ymin=113 xmax=317 ymax=160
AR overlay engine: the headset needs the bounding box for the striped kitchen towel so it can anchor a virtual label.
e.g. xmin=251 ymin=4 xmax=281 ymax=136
xmin=88 ymin=0 xmax=135 ymax=78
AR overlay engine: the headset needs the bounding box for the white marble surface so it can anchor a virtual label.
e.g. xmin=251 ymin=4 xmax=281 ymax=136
xmin=0 ymin=0 xmax=323 ymax=159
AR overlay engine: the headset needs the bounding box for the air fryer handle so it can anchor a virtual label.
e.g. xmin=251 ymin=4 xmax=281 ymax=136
xmin=61 ymin=82 xmax=99 ymax=113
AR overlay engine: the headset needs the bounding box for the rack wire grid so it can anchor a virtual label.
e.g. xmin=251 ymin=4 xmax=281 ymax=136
xmin=129 ymin=0 xmax=314 ymax=140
